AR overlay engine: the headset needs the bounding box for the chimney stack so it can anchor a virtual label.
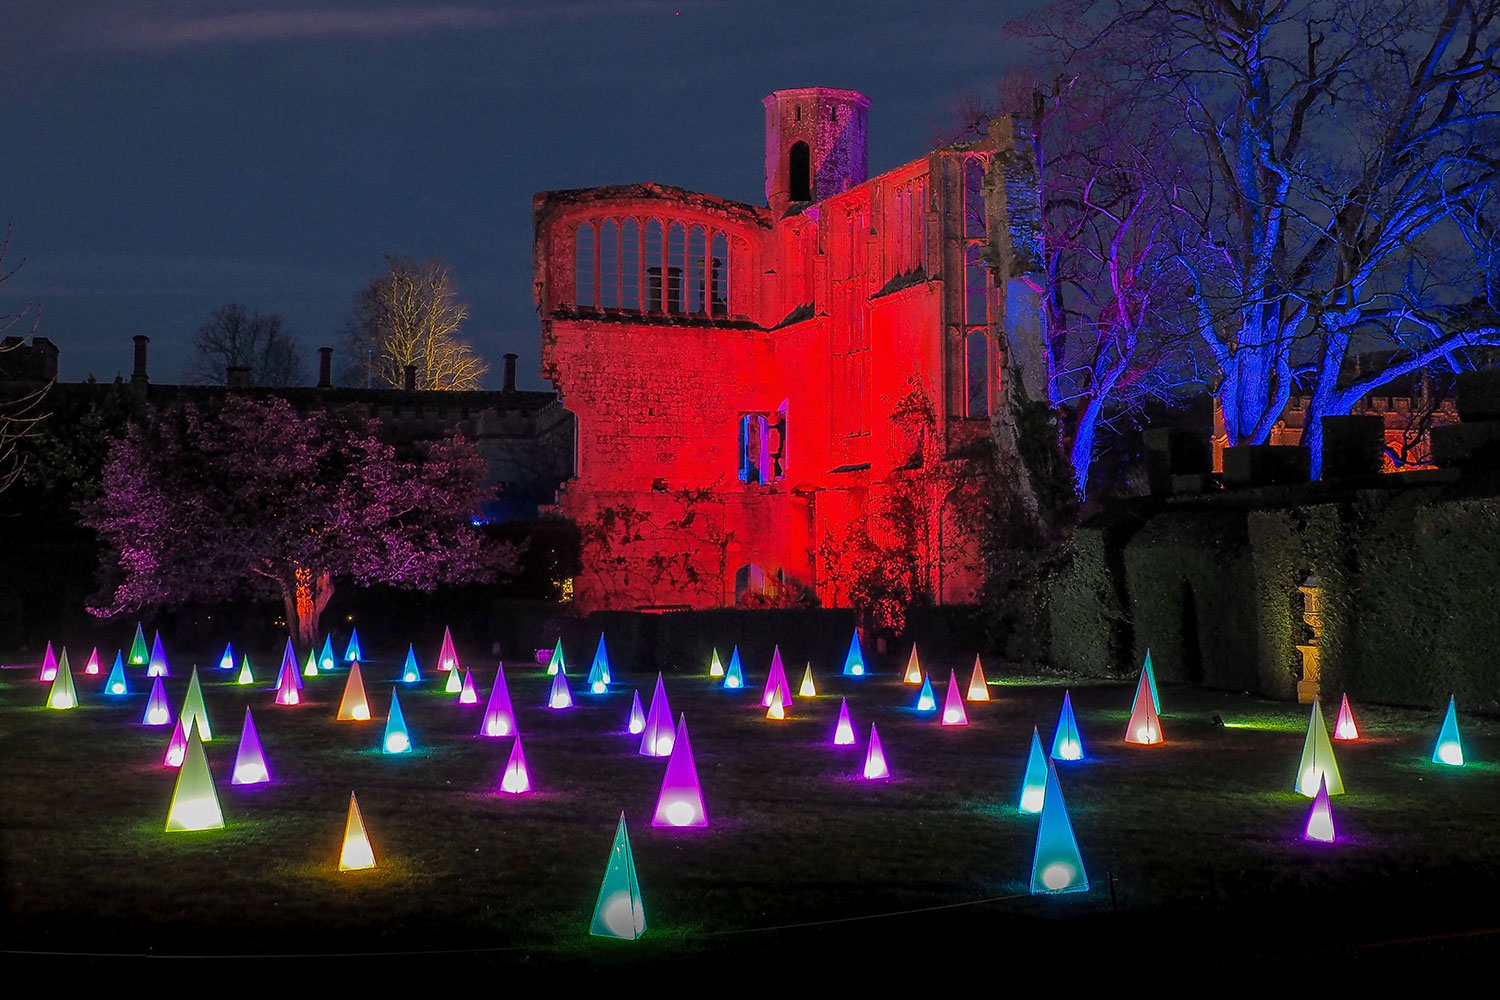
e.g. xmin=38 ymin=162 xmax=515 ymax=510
xmin=226 ymin=365 xmax=252 ymax=389
xmin=403 ymin=364 xmax=417 ymax=391
xmin=317 ymin=347 xmax=333 ymax=388
xmin=503 ymin=352 xmax=517 ymax=392
xmin=131 ymin=335 xmax=150 ymax=385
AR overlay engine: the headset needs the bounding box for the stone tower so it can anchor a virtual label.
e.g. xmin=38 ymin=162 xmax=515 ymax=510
xmin=763 ymin=87 xmax=869 ymax=216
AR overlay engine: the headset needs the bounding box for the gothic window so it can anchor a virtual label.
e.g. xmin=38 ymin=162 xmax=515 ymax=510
xmin=964 ymin=157 xmax=987 ymax=239
xmin=966 ymin=243 xmax=989 ymax=326
xmin=599 ymin=219 xmax=619 ymax=310
xmin=735 ymin=563 xmax=770 ymax=601
xmin=621 ymin=218 xmax=641 ymax=310
xmin=966 ymin=329 xmax=990 ymax=419
xmin=710 ymin=232 xmax=730 ymax=317
xmin=574 ymin=221 xmax=595 ymax=308
xmin=789 ymin=141 xmax=811 ymax=202
xmin=645 ymin=218 xmax=664 ymax=311
xmin=667 ymin=222 xmax=686 ymax=313
xmin=687 ymin=225 xmax=707 ymax=313
xmin=739 ymin=411 xmax=786 ymax=484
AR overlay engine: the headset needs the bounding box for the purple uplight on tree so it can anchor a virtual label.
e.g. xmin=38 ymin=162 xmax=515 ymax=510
xmin=81 ymin=396 xmax=510 ymax=646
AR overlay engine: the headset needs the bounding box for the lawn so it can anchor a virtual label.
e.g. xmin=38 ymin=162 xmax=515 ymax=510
xmin=3 ymin=634 xmax=1500 ymax=974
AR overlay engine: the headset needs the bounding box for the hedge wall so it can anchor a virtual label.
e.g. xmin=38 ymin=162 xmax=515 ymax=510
xmin=1050 ymin=507 xmax=1146 ymax=675
xmin=1121 ymin=510 xmax=1261 ymax=691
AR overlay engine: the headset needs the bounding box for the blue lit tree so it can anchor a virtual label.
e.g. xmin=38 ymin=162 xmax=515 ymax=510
xmin=1020 ymin=0 xmax=1500 ymax=476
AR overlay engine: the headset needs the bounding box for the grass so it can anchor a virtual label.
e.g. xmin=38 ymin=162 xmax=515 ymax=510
xmin=4 ymin=642 xmax=1500 ymax=975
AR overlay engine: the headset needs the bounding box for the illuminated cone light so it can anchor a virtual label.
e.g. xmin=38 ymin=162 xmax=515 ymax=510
xmin=638 ymin=674 xmax=674 ymax=756
xmin=1304 ymin=774 xmax=1336 ymax=843
xmin=498 ymin=734 xmax=532 ymax=794
xmin=843 ymin=629 xmax=866 ymax=677
xmin=301 ymin=648 xmax=318 ymax=677
xmin=627 ymin=690 xmax=646 ymax=735
xmin=862 ymin=723 xmax=889 ymax=780
xmin=142 ymin=675 xmax=172 ymax=726
xmin=344 ymin=628 xmax=362 ymax=663
xmin=590 ymin=812 xmax=646 ymax=940
xmin=105 ymin=654 xmax=129 ymax=696
xmin=232 ymin=707 xmax=270 ymax=785
xmin=165 ymin=728 xmax=224 ymax=832
xmin=402 ymin=645 xmax=421 ymax=683
xmin=236 ymin=655 xmax=254 ymax=685
xmin=914 ymin=675 xmax=936 ymax=712
xmin=1030 ymin=760 xmax=1088 ymax=894
xmin=547 ymin=669 xmax=574 ymax=710
xmin=458 ymin=669 xmax=479 ymax=704
xmin=766 ymin=686 xmax=787 ymax=720
xmin=761 ymin=646 xmax=793 ymax=708
xmin=274 ymin=654 xmax=300 ymax=706
xmin=967 ymin=655 xmax=989 ymax=701
xmin=1333 ymin=693 xmax=1359 ymax=741
xmin=276 ymin=638 xmax=301 ymax=690
xmin=179 ymin=665 xmax=212 ymax=739
xmin=384 ymin=689 xmax=412 ymax=753
xmin=148 ymin=632 xmax=169 ymax=677
xmin=832 ymin=697 xmax=856 ymax=746
xmin=84 ymin=647 xmax=101 ymax=676
xmin=546 ymin=639 xmax=565 ymax=676
xmin=723 ymin=647 xmax=744 ymax=689
xmin=444 ymin=666 xmax=463 ymax=694
xmin=438 ymin=626 xmax=460 ymax=673
xmin=319 ymin=635 xmax=336 ymax=671
xmin=338 ymin=792 xmax=376 ymax=871
xmin=218 ymin=643 xmax=234 ymax=671
xmin=1124 ymin=669 xmax=1163 ymax=745
xmin=128 ymin=622 xmax=149 ymax=666
xmin=708 ymin=648 xmax=724 ymax=678
xmin=1019 ymin=727 xmax=1048 ymax=814
xmin=39 ymin=641 xmax=58 ymax=682
xmin=337 ymin=662 xmax=371 ymax=721
xmin=1050 ymin=690 xmax=1084 ymax=761
xmin=480 ymin=664 xmax=517 ymax=737
xmin=1133 ymin=649 xmax=1161 ymax=714
xmin=652 ymin=715 xmax=707 ymax=828
xmin=1433 ymin=695 xmax=1464 ymax=767
xmin=799 ymin=663 xmax=816 ymax=697
xmin=1295 ymin=695 xmax=1344 ymax=795
xmin=45 ymin=651 xmax=78 ymax=710
xmin=902 ymin=646 xmax=922 ymax=684
xmin=163 ymin=718 xmax=189 ymax=768
xmin=940 ymin=670 xmax=968 ymax=726
xmin=589 ymin=633 xmax=612 ymax=690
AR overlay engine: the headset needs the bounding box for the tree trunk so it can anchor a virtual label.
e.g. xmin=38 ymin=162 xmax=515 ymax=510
xmin=281 ymin=565 xmax=336 ymax=648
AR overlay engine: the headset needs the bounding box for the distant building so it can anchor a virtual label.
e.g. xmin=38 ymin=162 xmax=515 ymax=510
xmin=533 ymin=88 xmax=1043 ymax=612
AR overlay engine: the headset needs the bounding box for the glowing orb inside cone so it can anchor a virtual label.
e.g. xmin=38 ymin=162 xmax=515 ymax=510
xmin=384 ymin=732 xmax=410 ymax=754
xmin=165 ymin=746 xmax=185 ymax=767
xmin=146 ymin=707 xmax=169 ymax=726
xmin=600 ymin=892 xmax=642 ymax=938
xmin=1040 ymin=862 xmax=1077 ymax=891
xmin=110 ymin=682 xmax=126 ymax=694
xmin=353 ymin=705 xmax=370 ymax=721
xmin=1437 ymin=741 xmax=1464 ymax=766
xmin=500 ymin=768 xmax=530 ymax=794
xmin=1020 ymin=787 xmax=1045 ymax=814
xmin=725 ymin=676 xmax=741 ymax=689
xmin=654 ymin=735 xmax=675 ymax=756
xmin=234 ymin=762 xmax=268 ymax=785
xmin=943 ymin=708 xmax=963 ymax=725
xmin=664 ymin=800 xmax=697 ymax=827
xmin=1055 ymin=739 xmax=1081 ymax=761
xmin=850 ymin=665 xmax=864 ymax=676
xmin=483 ymin=718 xmax=512 ymax=737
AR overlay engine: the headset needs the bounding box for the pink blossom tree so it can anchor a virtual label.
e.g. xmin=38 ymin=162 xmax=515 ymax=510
xmin=83 ymin=396 xmax=507 ymax=645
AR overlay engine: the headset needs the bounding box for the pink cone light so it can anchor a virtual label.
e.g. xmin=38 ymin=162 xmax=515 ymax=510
xmin=832 ymin=697 xmax=856 ymax=746
xmin=941 ymin=670 xmax=968 ymax=726
xmin=1333 ymin=693 xmax=1359 ymax=741
xmin=163 ymin=718 xmax=189 ymax=768
xmin=232 ymin=707 xmax=270 ymax=785
xmin=862 ymin=723 xmax=889 ymax=780
xmin=652 ymin=715 xmax=707 ymax=828
xmin=480 ymin=663 xmax=517 ymax=737
xmin=761 ymin=646 xmax=793 ymax=708
xmin=498 ymin=735 xmax=532 ymax=794
xmin=458 ymin=669 xmax=478 ymax=705
xmin=84 ymin=648 xmax=101 ymax=676
xmin=638 ymin=673 xmax=674 ymax=757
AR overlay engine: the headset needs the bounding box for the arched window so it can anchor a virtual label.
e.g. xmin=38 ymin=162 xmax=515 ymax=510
xmin=687 ymin=225 xmax=707 ymax=314
xmin=598 ymin=219 xmax=619 ymax=310
xmin=739 ymin=413 xmax=769 ymax=484
xmin=620 ymin=218 xmax=641 ymax=310
xmin=965 ymin=157 xmax=987 ymax=238
xmin=789 ymin=141 xmax=811 ymax=202
xmin=574 ymin=221 xmax=595 ymax=308
xmin=735 ymin=563 xmax=770 ymax=601
xmin=645 ymin=218 xmax=664 ymax=311
xmin=710 ymin=232 xmax=730 ymax=317
xmin=666 ymin=222 xmax=687 ymax=313
xmin=966 ymin=329 xmax=990 ymax=419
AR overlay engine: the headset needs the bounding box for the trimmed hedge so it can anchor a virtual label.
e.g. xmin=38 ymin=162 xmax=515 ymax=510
xmin=1052 ymin=482 xmax=1500 ymax=708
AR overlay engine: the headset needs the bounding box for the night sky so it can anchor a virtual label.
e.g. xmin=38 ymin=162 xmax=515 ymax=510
xmin=2 ymin=1 xmax=1037 ymax=389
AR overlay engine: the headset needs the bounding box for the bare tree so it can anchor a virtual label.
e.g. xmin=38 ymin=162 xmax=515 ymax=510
xmin=0 ymin=223 xmax=50 ymax=495
xmin=342 ymin=255 xmax=488 ymax=390
xmin=184 ymin=303 xmax=305 ymax=387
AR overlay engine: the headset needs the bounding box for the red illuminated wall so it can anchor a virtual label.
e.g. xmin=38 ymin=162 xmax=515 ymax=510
xmin=534 ymin=89 xmax=1026 ymax=612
